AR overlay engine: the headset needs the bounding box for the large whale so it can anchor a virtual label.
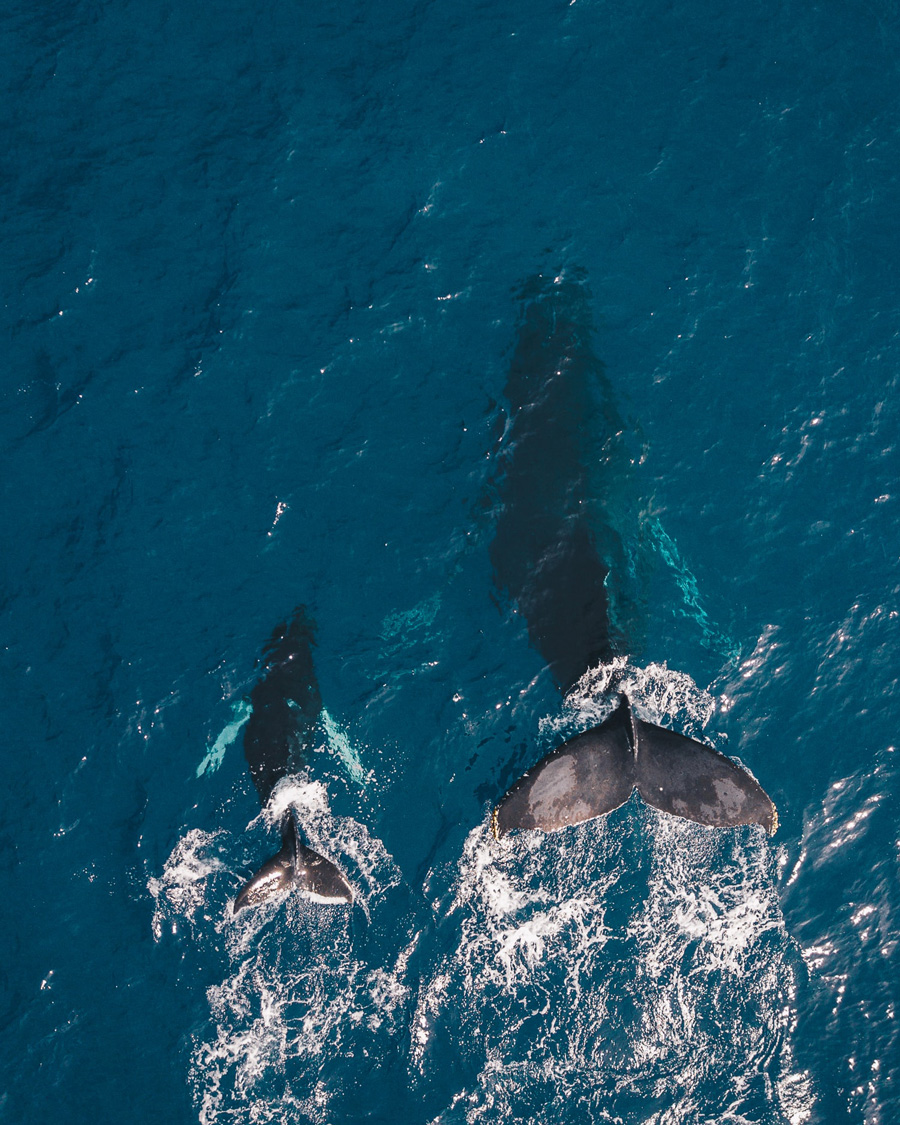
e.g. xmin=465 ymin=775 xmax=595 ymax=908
xmin=233 ymin=607 xmax=353 ymax=913
xmin=489 ymin=274 xmax=776 ymax=838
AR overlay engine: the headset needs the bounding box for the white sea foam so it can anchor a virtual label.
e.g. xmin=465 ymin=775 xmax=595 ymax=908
xmin=552 ymin=655 xmax=718 ymax=742
xmin=192 ymin=914 xmax=418 ymax=1125
xmin=149 ymin=828 xmax=230 ymax=942
xmin=160 ymin=663 xmax=814 ymax=1125
xmin=153 ymin=779 xmax=411 ymax=1123
xmin=413 ymin=819 xmax=619 ymax=1083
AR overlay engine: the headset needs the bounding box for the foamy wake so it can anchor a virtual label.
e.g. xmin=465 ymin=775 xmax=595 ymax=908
xmin=192 ymin=926 xmax=416 ymax=1125
xmin=155 ymin=663 xmax=816 ymax=1125
xmin=152 ymin=777 xmax=413 ymax=1124
xmin=415 ymin=816 xmax=813 ymax=1124
xmin=547 ymin=656 xmax=719 ymax=744
xmin=413 ymin=661 xmax=816 ymax=1125
xmin=149 ymin=827 xmax=231 ymax=943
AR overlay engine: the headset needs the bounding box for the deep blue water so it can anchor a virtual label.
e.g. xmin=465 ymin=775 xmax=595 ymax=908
xmin=3 ymin=0 xmax=899 ymax=1121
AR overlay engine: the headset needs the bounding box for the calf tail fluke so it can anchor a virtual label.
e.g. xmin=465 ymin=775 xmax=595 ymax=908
xmin=493 ymin=695 xmax=776 ymax=838
xmin=233 ymin=809 xmax=353 ymax=914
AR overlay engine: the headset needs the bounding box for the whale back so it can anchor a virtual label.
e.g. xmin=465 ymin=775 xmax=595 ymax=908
xmin=242 ymin=607 xmax=322 ymax=803
xmin=489 ymin=274 xmax=638 ymax=690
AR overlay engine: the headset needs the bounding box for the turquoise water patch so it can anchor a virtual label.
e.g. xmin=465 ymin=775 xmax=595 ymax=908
xmin=380 ymin=593 xmax=442 ymax=645
xmin=321 ymin=709 xmax=369 ymax=788
xmin=648 ymin=516 xmax=742 ymax=665
xmin=194 ymin=700 xmax=367 ymax=788
xmin=196 ymin=700 xmax=253 ymax=778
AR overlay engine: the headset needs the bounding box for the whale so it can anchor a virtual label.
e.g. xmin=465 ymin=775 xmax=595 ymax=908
xmin=489 ymin=273 xmax=776 ymax=838
xmin=233 ymin=607 xmax=353 ymax=913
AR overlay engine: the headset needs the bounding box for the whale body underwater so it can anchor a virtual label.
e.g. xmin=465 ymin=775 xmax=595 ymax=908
xmin=233 ymin=608 xmax=353 ymax=913
xmin=489 ymin=273 xmax=776 ymax=839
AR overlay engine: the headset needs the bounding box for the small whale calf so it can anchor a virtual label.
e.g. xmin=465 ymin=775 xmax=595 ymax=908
xmin=234 ymin=607 xmax=352 ymax=914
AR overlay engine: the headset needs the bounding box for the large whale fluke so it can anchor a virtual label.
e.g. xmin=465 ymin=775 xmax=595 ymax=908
xmin=493 ymin=697 xmax=636 ymax=837
xmin=234 ymin=809 xmax=353 ymax=914
xmin=493 ymin=696 xmax=777 ymax=838
xmin=632 ymin=715 xmax=776 ymax=832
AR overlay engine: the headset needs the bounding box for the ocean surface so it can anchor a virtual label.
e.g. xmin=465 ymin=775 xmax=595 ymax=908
xmin=2 ymin=0 xmax=899 ymax=1122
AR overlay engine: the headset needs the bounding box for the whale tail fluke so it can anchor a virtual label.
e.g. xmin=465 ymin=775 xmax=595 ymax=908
xmin=233 ymin=810 xmax=353 ymax=914
xmin=632 ymin=716 xmax=777 ymax=833
xmin=492 ymin=695 xmax=776 ymax=839
xmin=492 ymin=698 xmax=636 ymax=838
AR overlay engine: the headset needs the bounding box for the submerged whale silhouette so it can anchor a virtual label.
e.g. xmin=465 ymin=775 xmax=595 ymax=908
xmin=489 ymin=274 xmax=776 ymax=837
xmin=233 ymin=607 xmax=353 ymax=913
